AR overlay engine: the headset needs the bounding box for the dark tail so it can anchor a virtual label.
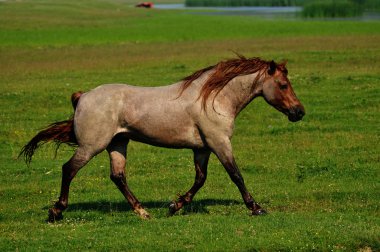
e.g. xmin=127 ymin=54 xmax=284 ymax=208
xmin=19 ymin=91 xmax=84 ymax=164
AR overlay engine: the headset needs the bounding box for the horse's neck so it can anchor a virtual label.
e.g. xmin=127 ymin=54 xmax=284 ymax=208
xmin=216 ymin=73 xmax=263 ymax=117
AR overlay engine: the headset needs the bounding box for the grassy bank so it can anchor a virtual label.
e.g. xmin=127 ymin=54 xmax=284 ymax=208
xmin=1 ymin=0 xmax=379 ymax=251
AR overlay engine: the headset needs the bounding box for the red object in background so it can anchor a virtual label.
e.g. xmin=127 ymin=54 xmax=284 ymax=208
xmin=136 ymin=2 xmax=154 ymax=8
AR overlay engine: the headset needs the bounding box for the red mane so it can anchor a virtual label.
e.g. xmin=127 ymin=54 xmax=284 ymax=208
xmin=180 ymin=55 xmax=279 ymax=109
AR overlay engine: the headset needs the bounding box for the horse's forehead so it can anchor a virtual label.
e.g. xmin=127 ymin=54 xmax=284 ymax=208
xmin=271 ymin=66 xmax=289 ymax=81
xmin=277 ymin=64 xmax=288 ymax=75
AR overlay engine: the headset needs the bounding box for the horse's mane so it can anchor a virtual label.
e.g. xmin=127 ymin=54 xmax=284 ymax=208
xmin=179 ymin=55 xmax=274 ymax=109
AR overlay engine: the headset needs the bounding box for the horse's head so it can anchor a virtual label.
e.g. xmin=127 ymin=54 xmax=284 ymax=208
xmin=261 ymin=61 xmax=305 ymax=122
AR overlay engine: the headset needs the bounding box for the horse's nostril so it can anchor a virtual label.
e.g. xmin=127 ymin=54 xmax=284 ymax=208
xmin=293 ymin=107 xmax=304 ymax=119
xmin=297 ymin=108 xmax=305 ymax=118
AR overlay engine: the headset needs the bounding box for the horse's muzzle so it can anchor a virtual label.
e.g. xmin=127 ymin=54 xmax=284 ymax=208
xmin=288 ymin=106 xmax=305 ymax=122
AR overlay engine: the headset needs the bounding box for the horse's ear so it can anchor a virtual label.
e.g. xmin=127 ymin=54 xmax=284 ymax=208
xmin=268 ymin=60 xmax=276 ymax=75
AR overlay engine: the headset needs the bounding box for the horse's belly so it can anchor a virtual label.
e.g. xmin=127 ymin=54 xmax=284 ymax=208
xmin=123 ymin=123 xmax=204 ymax=149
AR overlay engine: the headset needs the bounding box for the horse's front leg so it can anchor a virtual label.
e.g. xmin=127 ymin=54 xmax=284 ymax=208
xmin=168 ymin=149 xmax=211 ymax=215
xmin=210 ymin=138 xmax=266 ymax=216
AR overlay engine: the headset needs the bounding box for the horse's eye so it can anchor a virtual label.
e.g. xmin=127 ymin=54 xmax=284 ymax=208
xmin=280 ymin=84 xmax=288 ymax=90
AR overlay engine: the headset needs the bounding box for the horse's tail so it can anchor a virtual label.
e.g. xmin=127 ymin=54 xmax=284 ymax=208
xmin=19 ymin=91 xmax=84 ymax=164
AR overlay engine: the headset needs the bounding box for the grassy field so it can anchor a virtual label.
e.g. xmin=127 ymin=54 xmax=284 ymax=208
xmin=1 ymin=0 xmax=379 ymax=251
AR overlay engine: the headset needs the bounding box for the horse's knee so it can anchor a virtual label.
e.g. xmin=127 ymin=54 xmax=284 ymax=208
xmin=110 ymin=172 xmax=126 ymax=184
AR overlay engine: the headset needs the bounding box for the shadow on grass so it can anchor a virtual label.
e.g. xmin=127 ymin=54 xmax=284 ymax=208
xmin=44 ymin=199 xmax=241 ymax=215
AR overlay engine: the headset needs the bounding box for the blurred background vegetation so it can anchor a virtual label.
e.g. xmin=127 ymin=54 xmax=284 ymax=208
xmin=185 ymin=0 xmax=380 ymax=17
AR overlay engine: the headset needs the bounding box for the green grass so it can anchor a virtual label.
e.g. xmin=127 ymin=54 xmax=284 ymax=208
xmin=1 ymin=0 xmax=380 ymax=251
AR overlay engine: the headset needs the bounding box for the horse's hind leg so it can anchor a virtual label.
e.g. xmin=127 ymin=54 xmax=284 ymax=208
xmin=48 ymin=147 xmax=93 ymax=222
xmin=107 ymin=136 xmax=150 ymax=219
xmin=168 ymin=149 xmax=211 ymax=215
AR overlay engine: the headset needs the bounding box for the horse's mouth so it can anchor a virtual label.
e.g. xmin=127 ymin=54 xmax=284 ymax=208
xmin=287 ymin=106 xmax=305 ymax=122
xmin=288 ymin=114 xmax=301 ymax=122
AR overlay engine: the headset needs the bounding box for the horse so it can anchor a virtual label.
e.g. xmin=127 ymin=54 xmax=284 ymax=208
xmin=135 ymin=2 xmax=154 ymax=8
xmin=20 ymin=55 xmax=305 ymax=222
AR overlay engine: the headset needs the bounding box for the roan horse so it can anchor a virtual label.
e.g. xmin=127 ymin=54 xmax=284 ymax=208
xmin=20 ymin=56 xmax=305 ymax=222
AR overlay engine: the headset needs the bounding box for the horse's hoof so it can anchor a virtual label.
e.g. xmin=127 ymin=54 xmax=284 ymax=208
xmin=135 ymin=208 xmax=151 ymax=219
xmin=168 ymin=202 xmax=177 ymax=216
xmin=252 ymin=208 xmax=267 ymax=216
xmin=48 ymin=208 xmax=63 ymax=222
xmin=140 ymin=213 xmax=151 ymax=220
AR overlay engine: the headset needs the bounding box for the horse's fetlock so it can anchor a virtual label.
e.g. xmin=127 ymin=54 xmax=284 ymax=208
xmin=54 ymin=201 xmax=67 ymax=210
xmin=251 ymin=202 xmax=263 ymax=211
xmin=245 ymin=200 xmax=255 ymax=209
xmin=48 ymin=208 xmax=63 ymax=222
xmin=178 ymin=194 xmax=191 ymax=204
